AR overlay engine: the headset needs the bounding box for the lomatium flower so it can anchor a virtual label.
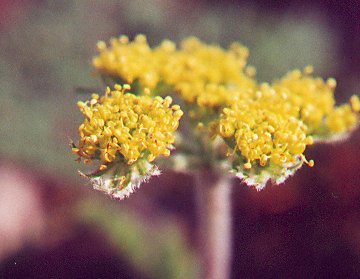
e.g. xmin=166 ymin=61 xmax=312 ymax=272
xmin=93 ymin=35 xmax=256 ymax=108
xmin=216 ymin=70 xmax=359 ymax=189
xmin=161 ymin=37 xmax=256 ymax=107
xmin=217 ymin=86 xmax=315 ymax=189
xmin=74 ymin=34 xmax=359 ymax=195
xmin=73 ymin=84 xmax=183 ymax=199
xmin=93 ymin=35 xmax=162 ymax=89
xmin=273 ymin=68 xmax=359 ymax=138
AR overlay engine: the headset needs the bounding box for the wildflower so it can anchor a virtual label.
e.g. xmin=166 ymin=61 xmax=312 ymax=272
xmin=325 ymin=104 xmax=358 ymax=133
xmin=217 ymin=85 xmax=314 ymax=189
xmin=218 ymin=102 xmax=313 ymax=168
xmin=214 ymin=68 xmax=359 ymax=188
xmin=272 ymin=69 xmax=359 ymax=137
xmin=78 ymin=34 xmax=359 ymax=192
xmin=93 ymin=35 xmax=162 ymax=89
xmin=162 ymin=37 xmax=256 ymax=107
xmin=73 ymin=84 xmax=183 ymax=198
xmin=93 ymin=35 xmax=255 ymax=108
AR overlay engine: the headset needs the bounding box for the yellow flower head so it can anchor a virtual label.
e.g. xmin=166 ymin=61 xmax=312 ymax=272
xmin=273 ymin=69 xmax=359 ymax=135
xmin=93 ymin=35 xmax=163 ymax=89
xmin=218 ymin=96 xmax=314 ymax=170
xmin=73 ymin=84 xmax=183 ymax=166
xmin=159 ymin=38 xmax=256 ymax=108
xmin=161 ymin=37 xmax=256 ymax=106
xmin=93 ymin=35 xmax=256 ymax=108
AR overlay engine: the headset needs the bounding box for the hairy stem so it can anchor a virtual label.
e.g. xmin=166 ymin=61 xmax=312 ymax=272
xmin=195 ymin=169 xmax=233 ymax=279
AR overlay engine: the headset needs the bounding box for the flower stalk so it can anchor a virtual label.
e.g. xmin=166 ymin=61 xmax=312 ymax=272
xmin=196 ymin=169 xmax=232 ymax=279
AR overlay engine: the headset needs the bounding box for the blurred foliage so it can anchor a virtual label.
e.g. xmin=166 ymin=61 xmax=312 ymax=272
xmin=78 ymin=198 xmax=198 ymax=279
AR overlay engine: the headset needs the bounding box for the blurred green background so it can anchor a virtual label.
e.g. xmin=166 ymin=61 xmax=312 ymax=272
xmin=0 ymin=1 xmax=360 ymax=278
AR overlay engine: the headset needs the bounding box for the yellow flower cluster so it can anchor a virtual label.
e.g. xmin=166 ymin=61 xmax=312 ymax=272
xmin=217 ymin=69 xmax=360 ymax=169
xmin=326 ymin=104 xmax=358 ymax=133
xmin=93 ymin=35 xmax=255 ymax=107
xmin=91 ymin=35 xmax=360 ymax=172
xmin=218 ymin=82 xmax=314 ymax=169
xmin=93 ymin=35 xmax=170 ymax=89
xmin=72 ymin=84 xmax=183 ymax=168
xmin=162 ymin=37 xmax=256 ymax=106
xmin=272 ymin=68 xmax=359 ymax=134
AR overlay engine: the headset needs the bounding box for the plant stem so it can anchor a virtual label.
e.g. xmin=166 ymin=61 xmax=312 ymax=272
xmin=195 ymin=169 xmax=233 ymax=279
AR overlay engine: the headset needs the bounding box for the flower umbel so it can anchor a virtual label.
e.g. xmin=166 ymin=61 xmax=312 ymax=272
xmin=74 ymin=34 xmax=360 ymax=194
